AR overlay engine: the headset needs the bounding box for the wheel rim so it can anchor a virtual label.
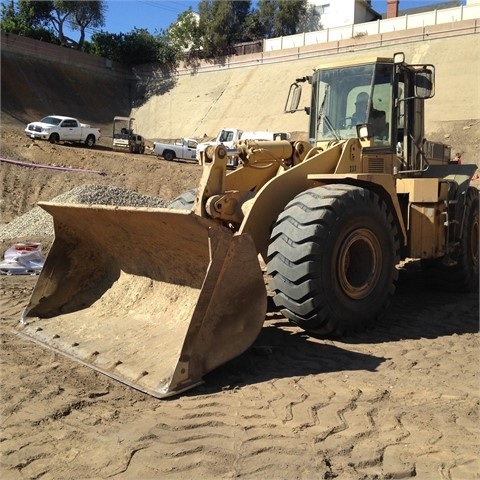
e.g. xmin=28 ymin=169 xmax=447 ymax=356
xmin=337 ymin=228 xmax=382 ymax=300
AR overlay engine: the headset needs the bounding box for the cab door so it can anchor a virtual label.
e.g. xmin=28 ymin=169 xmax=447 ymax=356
xmin=60 ymin=119 xmax=79 ymax=141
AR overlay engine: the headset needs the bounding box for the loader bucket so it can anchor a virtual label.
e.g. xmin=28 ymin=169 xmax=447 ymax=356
xmin=17 ymin=202 xmax=267 ymax=398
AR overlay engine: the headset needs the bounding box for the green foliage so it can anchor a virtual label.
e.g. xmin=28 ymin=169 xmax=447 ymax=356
xmin=255 ymin=0 xmax=307 ymax=38
xmin=255 ymin=0 xmax=276 ymax=38
xmin=0 ymin=0 xmax=105 ymax=49
xmin=252 ymin=0 xmax=307 ymax=39
xmin=193 ymin=0 xmax=308 ymax=57
xmin=157 ymin=31 xmax=180 ymax=65
xmin=69 ymin=0 xmax=105 ymax=49
xmin=90 ymin=28 xmax=178 ymax=67
xmin=122 ymin=28 xmax=159 ymax=65
xmin=2 ymin=0 xmax=312 ymax=65
xmin=198 ymin=0 xmax=253 ymax=57
xmin=1 ymin=1 xmax=22 ymax=33
xmin=241 ymin=9 xmax=265 ymax=42
xmin=1 ymin=0 xmax=55 ymax=40
xmin=89 ymin=31 xmax=123 ymax=61
xmin=167 ymin=9 xmax=200 ymax=52
xmin=274 ymin=0 xmax=307 ymax=37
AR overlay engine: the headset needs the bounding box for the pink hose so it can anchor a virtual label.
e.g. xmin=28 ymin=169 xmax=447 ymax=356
xmin=0 ymin=156 xmax=106 ymax=175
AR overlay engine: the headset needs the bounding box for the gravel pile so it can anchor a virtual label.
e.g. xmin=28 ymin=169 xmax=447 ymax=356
xmin=0 ymin=184 xmax=170 ymax=243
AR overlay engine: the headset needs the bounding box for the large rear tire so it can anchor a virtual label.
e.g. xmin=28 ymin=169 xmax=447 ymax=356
xmin=422 ymin=186 xmax=479 ymax=292
xmin=267 ymin=184 xmax=400 ymax=336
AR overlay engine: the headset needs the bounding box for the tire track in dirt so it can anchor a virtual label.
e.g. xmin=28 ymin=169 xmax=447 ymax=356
xmin=1 ymin=259 xmax=479 ymax=479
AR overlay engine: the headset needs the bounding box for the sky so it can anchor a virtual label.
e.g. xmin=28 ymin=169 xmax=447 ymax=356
xmin=76 ymin=0 xmax=465 ymax=41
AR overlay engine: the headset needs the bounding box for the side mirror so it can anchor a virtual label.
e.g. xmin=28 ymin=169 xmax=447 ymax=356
xmin=415 ymin=66 xmax=435 ymax=99
xmin=284 ymin=83 xmax=303 ymax=113
xmin=393 ymin=52 xmax=405 ymax=64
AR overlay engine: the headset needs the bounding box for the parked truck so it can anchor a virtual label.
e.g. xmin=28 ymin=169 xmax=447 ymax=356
xmin=153 ymin=137 xmax=198 ymax=162
xmin=197 ymin=128 xmax=291 ymax=168
xmin=25 ymin=115 xmax=101 ymax=147
xmin=112 ymin=116 xmax=145 ymax=154
xmin=18 ymin=53 xmax=479 ymax=399
xmin=196 ymin=127 xmax=242 ymax=150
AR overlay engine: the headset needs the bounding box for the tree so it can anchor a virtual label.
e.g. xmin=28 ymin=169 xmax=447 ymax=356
xmin=255 ymin=0 xmax=307 ymax=38
xmin=1 ymin=0 xmax=57 ymax=42
xmin=256 ymin=0 xmax=276 ymax=38
xmin=69 ymin=1 xmax=105 ymax=50
xmin=167 ymin=8 xmax=200 ymax=54
xmin=241 ymin=8 xmax=267 ymax=42
xmin=89 ymin=31 xmax=123 ymax=61
xmin=297 ymin=3 xmax=322 ymax=33
xmin=275 ymin=0 xmax=307 ymax=36
xmin=122 ymin=28 xmax=159 ymax=65
xmin=156 ymin=31 xmax=179 ymax=66
xmin=2 ymin=0 xmax=310 ymax=65
xmin=198 ymin=0 xmax=252 ymax=58
xmin=46 ymin=0 xmax=72 ymax=45
xmin=0 ymin=0 xmax=106 ymax=49
xmin=90 ymin=28 xmax=177 ymax=66
xmin=46 ymin=0 xmax=105 ymax=49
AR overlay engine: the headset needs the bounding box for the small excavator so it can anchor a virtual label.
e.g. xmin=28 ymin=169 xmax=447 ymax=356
xmin=112 ymin=116 xmax=145 ymax=154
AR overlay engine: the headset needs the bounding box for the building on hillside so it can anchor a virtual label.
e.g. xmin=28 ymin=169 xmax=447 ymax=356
xmin=308 ymin=0 xmax=381 ymax=30
xmin=169 ymin=10 xmax=200 ymax=52
xmin=385 ymin=0 xmax=464 ymax=17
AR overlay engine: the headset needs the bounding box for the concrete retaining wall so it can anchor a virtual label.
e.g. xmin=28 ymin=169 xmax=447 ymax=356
xmin=132 ymin=34 xmax=479 ymax=140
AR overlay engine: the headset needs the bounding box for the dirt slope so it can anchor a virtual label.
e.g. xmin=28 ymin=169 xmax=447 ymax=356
xmin=0 ymin=122 xmax=201 ymax=227
xmin=1 ymin=52 xmax=132 ymax=129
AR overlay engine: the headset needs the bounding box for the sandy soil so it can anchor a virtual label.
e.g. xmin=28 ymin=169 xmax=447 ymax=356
xmin=1 ymin=118 xmax=479 ymax=479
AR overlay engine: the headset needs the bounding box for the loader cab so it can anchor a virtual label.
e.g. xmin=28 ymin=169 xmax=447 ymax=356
xmin=309 ymin=59 xmax=396 ymax=148
xmin=308 ymin=55 xmax=434 ymax=170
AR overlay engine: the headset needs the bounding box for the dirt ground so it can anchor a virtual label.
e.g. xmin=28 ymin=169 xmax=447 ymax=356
xmin=1 ymin=117 xmax=479 ymax=480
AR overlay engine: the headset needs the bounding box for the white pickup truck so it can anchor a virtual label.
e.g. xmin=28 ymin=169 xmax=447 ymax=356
xmin=153 ymin=138 xmax=198 ymax=162
xmin=196 ymin=127 xmax=242 ymax=157
xmin=25 ymin=115 xmax=101 ymax=147
xmin=196 ymin=128 xmax=291 ymax=168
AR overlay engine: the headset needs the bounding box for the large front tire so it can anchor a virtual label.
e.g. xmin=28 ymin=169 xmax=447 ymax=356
xmin=267 ymin=185 xmax=400 ymax=336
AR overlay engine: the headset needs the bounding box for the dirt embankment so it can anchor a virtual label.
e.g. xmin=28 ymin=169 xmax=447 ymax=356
xmin=1 ymin=51 xmax=133 ymax=129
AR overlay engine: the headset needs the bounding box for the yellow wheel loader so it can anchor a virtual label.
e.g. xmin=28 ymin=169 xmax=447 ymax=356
xmin=18 ymin=53 xmax=479 ymax=398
